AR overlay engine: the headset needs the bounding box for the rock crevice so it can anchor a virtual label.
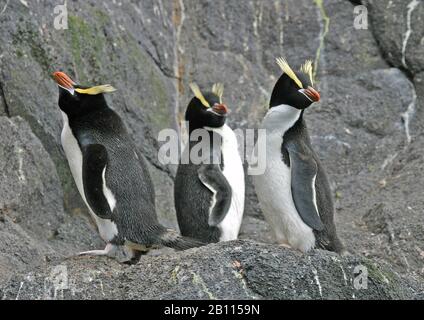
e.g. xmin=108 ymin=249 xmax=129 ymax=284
xmin=0 ymin=82 xmax=10 ymax=117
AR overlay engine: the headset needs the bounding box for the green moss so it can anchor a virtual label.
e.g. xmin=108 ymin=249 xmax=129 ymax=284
xmin=123 ymin=35 xmax=173 ymax=130
xmin=12 ymin=25 xmax=53 ymax=75
xmin=191 ymin=272 xmax=217 ymax=300
xmin=67 ymin=15 xmax=85 ymax=79
xmin=170 ymin=266 xmax=180 ymax=285
xmin=16 ymin=48 xmax=24 ymax=58
xmin=362 ymin=259 xmax=397 ymax=286
xmin=93 ymin=9 xmax=110 ymax=26
xmin=150 ymin=72 xmax=171 ymax=129
xmin=313 ymin=0 xmax=330 ymax=82
xmin=67 ymin=13 xmax=108 ymax=83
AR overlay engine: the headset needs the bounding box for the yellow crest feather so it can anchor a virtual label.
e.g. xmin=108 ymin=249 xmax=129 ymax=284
xmin=276 ymin=57 xmax=303 ymax=89
xmin=211 ymin=83 xmax=224 ymax=103
xmin=300 ymin=60 xmax=314 ymax=86
xmin=189 ymin=83 xmax=210 ymax=108
xmin=75 ymin=84 xmax=117 ymax=95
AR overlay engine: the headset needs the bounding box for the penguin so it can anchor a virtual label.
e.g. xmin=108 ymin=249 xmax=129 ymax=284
xmin=174 ymin=83 xmax=245 ymax=243
xmin=251 ymin=58 xmax=344 ymax=253
xmin=52 ymin=71 xmax=203 ymax=264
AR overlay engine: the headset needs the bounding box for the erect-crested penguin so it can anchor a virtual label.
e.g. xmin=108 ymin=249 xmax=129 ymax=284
xmin=52 ymin=71 xmax=203 ymax=263
xmin=174 ymin=83 xmax=245 ymax=243
xmin=251 ymin=58 xmax=344 ymax=253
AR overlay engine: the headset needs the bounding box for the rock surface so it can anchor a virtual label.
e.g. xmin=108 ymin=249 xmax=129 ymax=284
xmin=1 ymin=241 xmax=421 ymax=300
xmin=0 ymin=116 xmax=103 ymax=285
xmin=0 ymin=0 xmax=423 ymax=299
xmin=366 ymin=0 xmax=424 ymax=76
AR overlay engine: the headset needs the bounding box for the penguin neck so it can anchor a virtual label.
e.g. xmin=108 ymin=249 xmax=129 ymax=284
xmin=59 ymin=98 xmax=109 ymax=122
xmin=262 ymin=104 xmax=303 ymax=134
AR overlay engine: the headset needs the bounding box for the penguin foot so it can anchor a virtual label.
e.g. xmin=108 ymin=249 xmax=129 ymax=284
xmin=121 ymin=246 xmax=148 ymax=265
xmin=77 ymin=243 xmax=117 ymax=257
xmin=279 ymin=243 xmax=292 ymax=249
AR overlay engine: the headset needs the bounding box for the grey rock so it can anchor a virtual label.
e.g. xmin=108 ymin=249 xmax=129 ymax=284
xmin=0 ymin=116 xmax=102 ymax=285
xmin=366 ymin=0 xmax=424 ymax=76
xmin=0 ymin=241 xmax=421 ymax=300
xmin=365 ymin=0 xmax=424 ymax=131
xmin=361 ymin=204 xmax=395 ymax=241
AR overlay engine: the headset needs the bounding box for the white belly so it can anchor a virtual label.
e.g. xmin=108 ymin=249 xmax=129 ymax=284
xmin=252 ymin=131 xmax=315 ymax=252
xmin=60 ymin=112 xmax=118 ymax=243
xmin=215 ymin=125 xmax=245 ymax=241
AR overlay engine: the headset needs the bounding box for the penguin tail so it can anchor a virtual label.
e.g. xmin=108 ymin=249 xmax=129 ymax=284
xmin=157 ymin=228 xmax=205 ymax=251
xmin=315 ymin=233 xmax=346 ymax=255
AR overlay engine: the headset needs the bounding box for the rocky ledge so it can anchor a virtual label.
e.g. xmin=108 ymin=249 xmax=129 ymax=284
xmin=1 ymin=241 xmax=422 ymax=300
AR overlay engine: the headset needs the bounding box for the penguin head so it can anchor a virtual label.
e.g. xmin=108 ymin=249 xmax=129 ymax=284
xmin=185 ymin=83 xmax=228 ymax=130
xmin=52 ymin=71 xmax=116 ymax=117
xmin=270 ymin=58 xmax=320 ymax=110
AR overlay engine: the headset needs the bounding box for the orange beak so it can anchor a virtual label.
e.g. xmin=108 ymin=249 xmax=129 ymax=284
xmin=52 ymin=71 xmax=75 ymax=91
xmin=304 ymin=86 xmax=320 ymax=102
xmin=212 ymin=103 xmax=229 ymax=115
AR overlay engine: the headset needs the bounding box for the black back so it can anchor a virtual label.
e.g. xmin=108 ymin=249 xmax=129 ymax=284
xmin=174 ymin=89 xmax=229 ymax=243
xmin=174 ymin=131 xmax=224 ymax=243
xmin=66 ymin=101 xmax=161 ymax=245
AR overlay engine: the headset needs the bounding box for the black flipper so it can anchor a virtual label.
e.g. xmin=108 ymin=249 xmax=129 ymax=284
xmin=82 ymin=144 xmax=113 ymax=219
xmin=285 ymin=142 xmax=324 ymax=231
xmin=198 ymin=164 xmax=232 ymax=227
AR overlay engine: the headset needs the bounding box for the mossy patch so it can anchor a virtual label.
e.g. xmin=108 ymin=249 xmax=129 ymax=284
xmin=313 ymin=0 xmax=330 ymax=82
xmin=67 ymin=12 xmax=109 ymax=84
xmin=12 ymin=24 xmax=53 ymax=75
xmin=15 ymin=48 xmax=24 ymax=58
xmin=362 ymin=259 xmax=400 ymax=297
xmin=123 ymin=35 xmax=173 ymax=131
xmin=191 ymin=272 xmax=217 ymax=300
xmin=150 ymin=71 xmax=171 ymax=130
xmin=93 ymin=8 xmax=110 ymax=26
